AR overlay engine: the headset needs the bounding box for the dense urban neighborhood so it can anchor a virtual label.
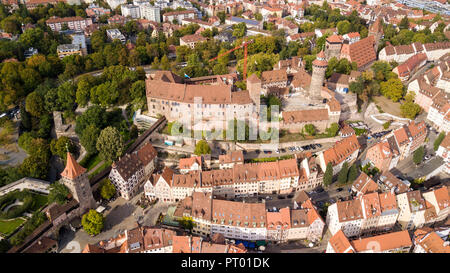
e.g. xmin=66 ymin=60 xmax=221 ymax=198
xmin=0 ymin=0 xmax=449 ymax=256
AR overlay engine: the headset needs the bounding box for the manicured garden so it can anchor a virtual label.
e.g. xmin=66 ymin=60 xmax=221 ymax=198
xmin=0 ymin=189 xmax=48 ymax=237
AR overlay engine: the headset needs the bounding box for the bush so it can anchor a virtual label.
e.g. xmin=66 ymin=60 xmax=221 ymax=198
xmin=413 ymin=146 xmax=424 ymax=165
xmin=82 ymin=209 xmax=104 ymax=236
xmin=383 ymin=121 xmax=392 ymax=129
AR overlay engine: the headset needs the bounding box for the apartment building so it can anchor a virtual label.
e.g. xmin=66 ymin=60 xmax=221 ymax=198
xmin=328 ymin=230 xmax=412 ymax=253
xmin=56 ymin=44 xmax=82 ymax=59
xmin=396 ymin=190 xmax=427 ymax=230
xmin=219 ymin=151 xmax=244 ymax=169
xmin=392 ymin=53 xmax=428 ymax=81
xmin=145 ymin=158 xmax=300 ymax=202
xmin=106 ymin=28 xmax=126 ymax=44
xmin=179 ymin=156 xmax=203 ymax=174
xmin=390 ymin=121 xmax=427 ymax=160
xmin=140 ymin=4 xmax=161 ymax=22
xmin=365 ymin=136 xmax=400 ymax=172
xmin=413 ymin=227 xmax=450 ymax=253
xmin=83 ymin=226 xmax=247 ymax=253
xmin=327 ymin=192 xmax=399 ymax=238
xmin=46 ymin=16 xmax=93 ymax=32
xmin=163 ymin=10 xmax=196 ymax=23
xmin=179 ymin=34 xmax=207 ymax=49
xmin=121 ymin=4 xmax=141 ymax=19
xmin=144 ymin=166 xmax=175 ymax=202
xmin=297 ymin=157 xmax=324 ymax=191
xmin=351 ymin=172 xmax=378 ymax=196
xmin=421 ymin=186 xmax=450 ymax=224
xmin=109 ymin=143 xmax=157 ymax=200
xmin=318 ymin=134 xmax=360 ymax=175
xmin=174 ymin=191 xmax=324 ymax=243
xmin=436 ymin=133 xmax=450 ymax=174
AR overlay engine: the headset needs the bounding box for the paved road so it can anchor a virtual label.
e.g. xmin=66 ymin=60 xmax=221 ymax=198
xmin=58 ymin=192 xmax=170 ymax=253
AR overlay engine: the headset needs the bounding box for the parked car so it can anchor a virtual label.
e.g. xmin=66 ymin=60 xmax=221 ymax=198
xmin=316 ymin=187 xmax=324 ymax=193
xmin=336 ymin=188 xmax=344 ymax=192
xmin=424 ymin=155 xmax=431 ymax=160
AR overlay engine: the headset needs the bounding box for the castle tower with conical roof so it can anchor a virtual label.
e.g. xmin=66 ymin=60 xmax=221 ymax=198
xmin=61 ymin=152 xmax=96 ymax=213
xmin=309 ymin=51 xmax=328 ymax=100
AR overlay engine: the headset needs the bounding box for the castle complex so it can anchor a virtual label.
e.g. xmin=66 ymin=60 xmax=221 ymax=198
xmin=145 ymin=51 xmax=344 ymax=135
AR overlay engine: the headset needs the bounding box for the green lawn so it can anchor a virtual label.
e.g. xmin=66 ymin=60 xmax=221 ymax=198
xmin=0 ymin=218 xmax=25 ymax=236
xmin=80 ymin=153 xmax=103 ymax=171
xmin=88 ymin=161 xmax=110 ymax=179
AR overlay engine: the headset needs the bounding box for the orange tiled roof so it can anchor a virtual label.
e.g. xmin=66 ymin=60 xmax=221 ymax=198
xmin=61 ymin=152 xmax=86 ymax=180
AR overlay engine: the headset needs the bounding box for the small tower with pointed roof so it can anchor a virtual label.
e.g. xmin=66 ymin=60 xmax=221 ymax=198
xmin=61 ymin=152 xmax=96 ymax=213
xmin=309 ymin=51 xmax=328 ymax=100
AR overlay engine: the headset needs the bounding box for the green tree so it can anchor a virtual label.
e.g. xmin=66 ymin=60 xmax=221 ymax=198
xmin=75 ymin=105 xmax=107 ymax=135
xmin=326 ymin=123 xmax=340 ymax=137
xmin=81 ymin=209 xmax=104 ymax=236
xmin=80 ymin=124 xmax=101 ymax=155
xmin=96 ymin=126 xmax=124 ymax=162
xmin=160 ymin=54 xmax=170 ymax=70
xmin=50 ymin=136 xmax=76 ymax=160
xmin=434 ymin=132 xmax=445 ymax=151
xmin=413 ymin=146 xmax=424 ymax=165
xmin=194 ymin=140 xmax=211 ymax=156
xmin=347 ymin=164 xmax=359 ymax=183
xmin=400 ymin=101 xmax=422 ymax=119
xmin=337 ymin=20 xmax=351 ymax=35
xmin=304 ymin=124 xmax=316 ymax=136
xmin=178 ymin=216 xmax=195 ymax=231
xmin=100 ymin=179 xmax=116 ymax=200
xmin=25 ymin=91 xmax=46 ymax=117
xmin=323 ymin=162 xmax=333 ymax=187
xmin=232 ymin=22 xmax=247 ymax=38
xmin=338 ymin=162 xmax=349 ymax=185
xmin=380 ymin=78 xmax=404 ymax=102
xmin=48 ymin=181 xmax=70 ymax=205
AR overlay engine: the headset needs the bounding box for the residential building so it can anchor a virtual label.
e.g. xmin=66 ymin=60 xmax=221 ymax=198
xmin=328 ymin=230 xmax=412 ymax=253
xmin=219 ymin=151 xmax=244 ymax=169
xmin=422 ymin=186 xmax=450 ymax=224
xmin=379 ymin=41 xmax=450 ymax=63
xmin=163 ymin=10 xmax=196 ymax=23
xmin=377 ymin=171 xmax=411 ymax=194
xmin=179 ymin=34 xmax=207 ymax=49
xmin=46 ymin=16 xmax=93 ymax=32
xmin=140 ymin=4 xmax=161 ymax=22
xmin=297 ymin=157 xmax=324 ymax=191
xmin=106 ymin=28 xmax=126 ymax=43
xmin=179 ymin=156 xmax=203 ymax=174
xmin=57 ymin=44 xmax=82 ymax=59
xmin=351 ymin=172 xmax=378 ymax=196
xmin=436 ymin=133 xmax=450 ymax=174
xmin=396 ymin=190 xmax=427 ymax=230
xmin=392 ymin=53 xmax=428 ymax=81
xmin=390 ymin=121 xmax=427 ymax=160
xmin=106 ymin=0 xmax=126 ymax=9
xmin=121 ymin=4 xmax=141 ymax=19
xmin=413 ymin=227 xmax=450 ymax=253
xmin=327 ymin=192 xmax=399 ymax=238
xmin=365 ymin=137 xmax=400 ymax=172
xmin=318 ymin=134 xmax=360 ymax=175
xmin=109 ymin=143 xmax=157 ymax=200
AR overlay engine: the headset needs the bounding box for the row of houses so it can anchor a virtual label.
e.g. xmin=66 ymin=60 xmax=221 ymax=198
xmin=327 ymin=226 xmax=450 ymax=253
xmin=82 ymin=225 xmax=247 ymax=253
xmin=328 ymin=171 xmax=449 ymax=239
xmin=171 ymin=191 xmax=325 ymax=243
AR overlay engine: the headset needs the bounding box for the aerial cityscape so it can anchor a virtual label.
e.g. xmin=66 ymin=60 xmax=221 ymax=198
xmin=0 ymin=0 xmax=449 ymax=257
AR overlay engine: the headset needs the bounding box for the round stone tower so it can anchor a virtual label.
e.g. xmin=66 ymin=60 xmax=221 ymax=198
xmin=309 ymin=50 xmax=328 ymax=101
